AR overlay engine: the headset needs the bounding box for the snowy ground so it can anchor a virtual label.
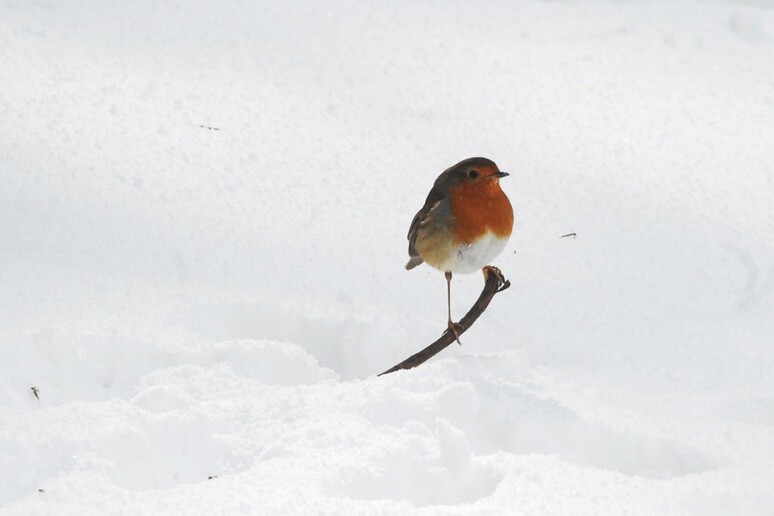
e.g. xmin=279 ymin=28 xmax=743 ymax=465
xmin=2 ymin=0 xmax=774 ymax=514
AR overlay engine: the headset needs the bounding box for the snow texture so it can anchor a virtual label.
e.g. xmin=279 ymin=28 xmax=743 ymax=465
xmin=1 ymin=0 xmax=774 ymax=514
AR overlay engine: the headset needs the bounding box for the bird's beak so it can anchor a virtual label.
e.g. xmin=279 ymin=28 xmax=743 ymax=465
xmin=494 ymin=171 xmax=509 ymax=178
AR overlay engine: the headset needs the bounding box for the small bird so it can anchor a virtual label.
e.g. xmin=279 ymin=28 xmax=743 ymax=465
xmin=406 ymin=157 xmax=513 ymax=341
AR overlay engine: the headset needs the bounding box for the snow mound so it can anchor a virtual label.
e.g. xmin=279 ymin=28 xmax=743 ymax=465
xmin=2 ymin=0 xmax=774 ymax=513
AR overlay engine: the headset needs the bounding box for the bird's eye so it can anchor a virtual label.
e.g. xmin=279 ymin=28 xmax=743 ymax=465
xmin=467 ymin=170 xmax=479 ymax=179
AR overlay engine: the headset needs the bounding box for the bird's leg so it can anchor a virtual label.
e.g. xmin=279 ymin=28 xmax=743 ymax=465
xmin=445 ymin=271 xmax=463 ymax=345
xmin=445 ymin=271 xmax=453 ymax=326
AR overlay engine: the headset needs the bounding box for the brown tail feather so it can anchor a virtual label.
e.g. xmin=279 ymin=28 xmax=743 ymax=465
xmin=405 ymin=256 xmax=424 ymax=270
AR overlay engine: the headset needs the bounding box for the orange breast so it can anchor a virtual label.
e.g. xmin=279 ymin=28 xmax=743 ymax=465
xmin=447 ymin=180 xmax=513 ymax=243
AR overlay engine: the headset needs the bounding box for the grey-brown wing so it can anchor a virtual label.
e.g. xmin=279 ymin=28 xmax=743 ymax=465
xmin=406 ymin=186 xmax=444 ymax=269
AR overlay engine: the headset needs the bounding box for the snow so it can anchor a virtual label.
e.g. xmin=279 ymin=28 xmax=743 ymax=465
xmin=1 ymin=0 xmax=774 ymax=514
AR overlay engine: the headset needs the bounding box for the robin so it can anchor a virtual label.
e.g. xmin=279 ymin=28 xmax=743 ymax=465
xmin=405 ymin=157 xmax=513 ymax=341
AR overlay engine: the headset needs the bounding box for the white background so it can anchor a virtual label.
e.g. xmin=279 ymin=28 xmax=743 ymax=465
xmin=2 ymin=1 xmax=773 ymax=514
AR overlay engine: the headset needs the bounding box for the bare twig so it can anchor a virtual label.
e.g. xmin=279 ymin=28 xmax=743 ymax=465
xmin=379 ymin=266 xmax=510 ymax=376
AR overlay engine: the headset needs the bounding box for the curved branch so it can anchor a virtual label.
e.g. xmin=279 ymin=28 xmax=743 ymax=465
xmin=379 ymin=266 xmax=510 ymax=376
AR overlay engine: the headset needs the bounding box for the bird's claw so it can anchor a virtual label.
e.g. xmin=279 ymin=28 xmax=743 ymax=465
xmin=445 ymin=321 xmax=465 ymax=345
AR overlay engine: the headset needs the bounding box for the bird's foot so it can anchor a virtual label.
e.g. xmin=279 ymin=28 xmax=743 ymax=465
xmin=445 ymin=321 xmax=465 ymax=345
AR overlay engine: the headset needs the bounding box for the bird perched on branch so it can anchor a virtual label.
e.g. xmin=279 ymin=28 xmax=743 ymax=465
xmin=406 ymin=157 xmax=513 ymax=341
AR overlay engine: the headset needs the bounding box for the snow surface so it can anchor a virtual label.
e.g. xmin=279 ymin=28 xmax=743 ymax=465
xmin=2 ymin=0 xmax=774 ymax=514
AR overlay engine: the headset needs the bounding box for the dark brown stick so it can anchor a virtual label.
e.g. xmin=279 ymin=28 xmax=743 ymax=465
xmin=379 ymin=266 xmax=510 ymax=376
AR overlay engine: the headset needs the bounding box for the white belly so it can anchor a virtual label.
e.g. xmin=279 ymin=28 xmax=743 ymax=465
xmin=436 ymin=232 xmax=509 ymax=274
